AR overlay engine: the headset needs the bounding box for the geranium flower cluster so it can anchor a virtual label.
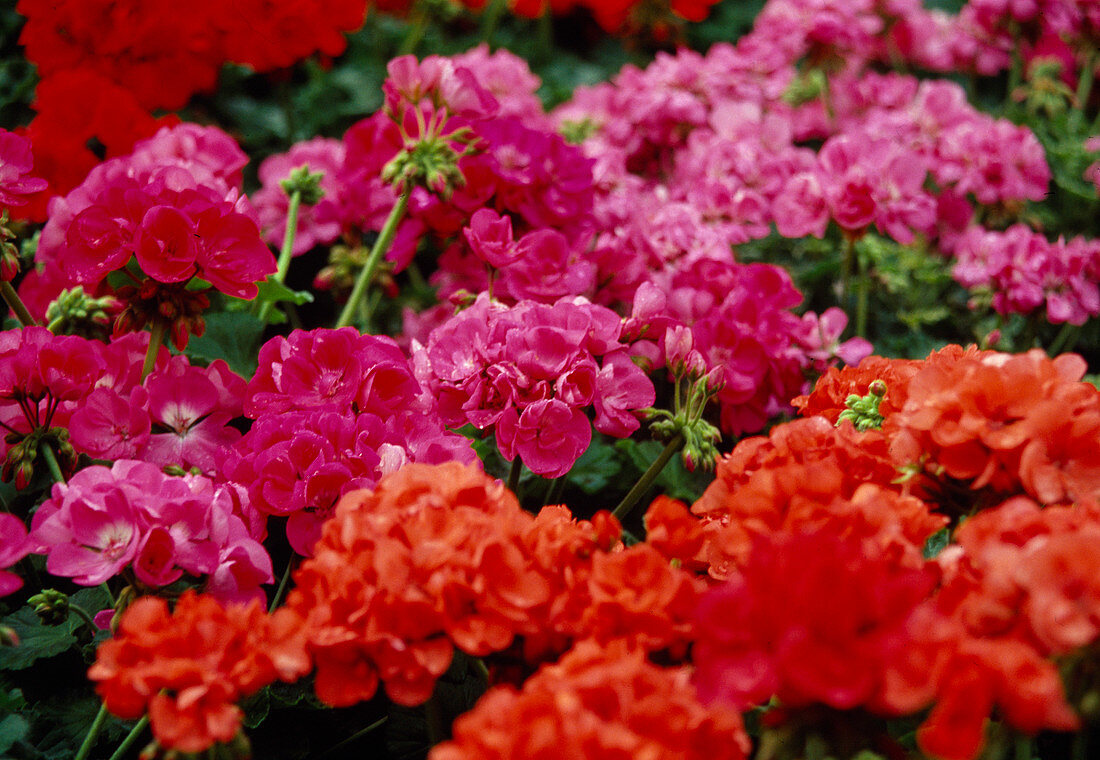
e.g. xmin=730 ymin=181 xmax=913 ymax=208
xmin=252 ymin=47 xmax=595 ymax=285
xmin=223 ymin=327 xmax=476 ymax=554
xmin=952 ymin=224 xmax=1100 ymax=325
xmin=692 ymin=526 xmax=940 ymax=716
xmin=281 ymin=462 xmax=701 ymax=710
xmin=668 ymin=343 xmax=1100 ymax=760
xmin=0 ymin=326 xmax=247 ymax=480
xmin=551 ymin=1 xmax=1054 ymax=326
xmin=380 ymin=0 xmax=724 ymax=34
xmin=0 ymin=513 xmax=30 ymax=597
xmin=29 ymin=459 xmax=271 ymax=603
xmin=915 ymin=497 xmax=1100 ymax=760
xmin=88 ymin=591 xmax=308 ymax=753
xmin=17 ymin=0 xmax=368 ymax=110
xmin=635 ymin=260 xmax=828 ymax=435
xmin=414 ymin=294 xmax=655 ymax=477
xmin=29 ymin=123 xmax=274 ymax=345
xmin=432 ymin=640 xmax=750 ymax=760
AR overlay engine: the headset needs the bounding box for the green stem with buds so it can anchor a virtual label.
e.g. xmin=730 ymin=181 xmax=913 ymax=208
xmin=141 ymin=319 xmax=166 ymax=381
xmin=39 ymin=442 xmax=65 ymax=483
xmin=335 ymin=189 xmax=411 ymax=330
xmin=74 ymin=703 xmax=110 ymax=760
xmin=256 ymin=189 xmax=302 ymax=323
xmin=107 ymin=716 xmax=149 ymax=760
xmin=1 ymin=280 xmax=35 ymax=327
xmin=611 ymin=433 xmax=685 ymax=523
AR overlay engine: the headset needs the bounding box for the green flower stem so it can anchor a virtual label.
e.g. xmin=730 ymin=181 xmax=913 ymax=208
xmin=424 ymin=692 xmax=447 ymax=746
xmin=855 ymin=243 xmax=870 ymax=339
xmin=68 ymin=602 xmax=98 ymax=633
xmin=480 ymin=0 xmax=508 ymax=46
xmin=335 ymin=189 xmax=411 ymax=330
xmin=611 ymin=432 xmax=685 ymax=523
xmin=839 ymin=234 xmax=856 ymax=311
xmin=141 ymin=319 xmax=166 ymax=381
xmin=1048 ymin=321 xmax=1081 ymax=356
xmin=74 ymin=703 xmax=111 ymax=760
xmin=268 ymin=555 xmax=297 ymax=614
xmin=506 ymin=456 xmax=522 ymax=495
xmin=543 ymin=475 xmax=565 ymax=506
xmin=107 ymin=715 xmax=149 ymax=760
xmin=1074 ymin=51 xmax=1096 ymax=117
xmin=256 ymin=188 xmax=302 ymax=323
xmin=1 ymin=280 xmax=36 ymax=327
xmin=398 ymin=6 xmax=429 ymax=55
xmin=39 ymin=442 xmax=65 ymax=483
xmin=315 ymin=716 xmax=388 ymax=760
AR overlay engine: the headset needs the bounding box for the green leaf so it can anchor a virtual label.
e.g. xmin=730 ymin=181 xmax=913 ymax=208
xmin=567 ymin=438 xmax=622 ymax=495
xmin=923 ymin=527 xmax=952 ymax=560
xmin=184 ymin=311 xmax=266 ymax=379
xmin=0 ymin=586 xmax=109 ymax=671
xmin=0 ymin=713 xmax=29 ymax=755
xmin=614 ymin=439 xmax=705 ymax=503
xmin=0 ymin=607 xmax=76 ymax=671
xmin=255 ymin=277 xmax=316 ymax=307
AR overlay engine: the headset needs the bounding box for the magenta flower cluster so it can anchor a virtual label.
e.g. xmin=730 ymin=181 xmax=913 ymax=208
xmin=0 ymin=326 xmax=246 ymax=477
xmin=223 ymin=327 xmax=476 ymax=555
xmin=415 ymin=294 xmax=655 ymax=478
xmin=29 ymin=459 xmax=271 ymax=603
xmin=35 ymin=123 xmax=274 ymax=302
xmin=953 ymin=225 xmax=1100 ymax=326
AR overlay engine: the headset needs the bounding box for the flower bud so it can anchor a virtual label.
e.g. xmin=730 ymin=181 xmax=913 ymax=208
xmin=28 ymin=589 xmax=70 ymax=626
xmin=279 ymin=165 xmax=326 ymax=205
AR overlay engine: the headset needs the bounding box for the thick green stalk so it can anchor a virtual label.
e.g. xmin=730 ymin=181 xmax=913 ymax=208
xmin=74 ymin=703 xmax=110 ymax=760
xmin=335 ymin=189 xmax=411 ymax=330
xmin=141 ymin=320 xmax=166 ymax=381
xmin=256 ymin=189 xmax=302 ymax=323
xmin=1 ymin=280 xmax=36 ymax=326
xmin=611 ymin=433 xmax=685 ymax=523
xmin=107 ymin=716 xmax=149 ymax=760
xmin=480 ymin=0 xmax=508 ymax=46
xmin=39 ymin=442 xmax=65 ymax=483
xmin=506 ymin=456 xmax=522 ymax=495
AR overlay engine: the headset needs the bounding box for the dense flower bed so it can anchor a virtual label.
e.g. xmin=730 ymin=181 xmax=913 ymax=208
xmin=1 ymin=1 xmax=1099 ymax=758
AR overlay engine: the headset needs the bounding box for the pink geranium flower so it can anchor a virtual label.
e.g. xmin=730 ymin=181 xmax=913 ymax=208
xmin=0 ymin=513 xmax=30 ymax=597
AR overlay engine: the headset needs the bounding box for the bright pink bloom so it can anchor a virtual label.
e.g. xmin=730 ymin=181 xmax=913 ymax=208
xmin=0 ymin=129 xmax=48 ymax=207
xmin=0 ymin=513 xmax=30 ymax=596
xmin=496 ymin=398 xmax=592 ymax=478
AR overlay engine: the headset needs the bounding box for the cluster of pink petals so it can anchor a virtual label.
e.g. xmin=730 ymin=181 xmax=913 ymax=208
xmin=0 ymin=128 xmax=48 ymax=208
xmin=457 ymin=208 xmax=595 ymax=304
xmin=550 ymin=3 xmax=1050 ymax=290
xmin=255 ymin=47 xmax=593 ymax=282
xmin=0 ymin=513 xmax=30 ymax=597
xmin=415 ymin=294 xmax=654 ymax=477
xmin=33 ymin=123 xmax=274 ymax=301
xmin=29 ymin=459 xmax=271 ymax=603
xmin=252 ymin=137 xmax=346 ymax=255
xmin=952 ymin=224 xmax=1100 ymax=325
xmin=633 ymin=261 xmax=814 ymax=435
xmin=0 ymin=326 xmax=246 ymax=477
xmin=224 ymin=327 xmax=475 ymax=554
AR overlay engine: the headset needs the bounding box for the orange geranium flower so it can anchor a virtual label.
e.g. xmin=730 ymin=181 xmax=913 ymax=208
xmin=431 ymin=640 xmax=750 ymax=760
xmin=88 ymin=591 xmax=308 ymax=753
